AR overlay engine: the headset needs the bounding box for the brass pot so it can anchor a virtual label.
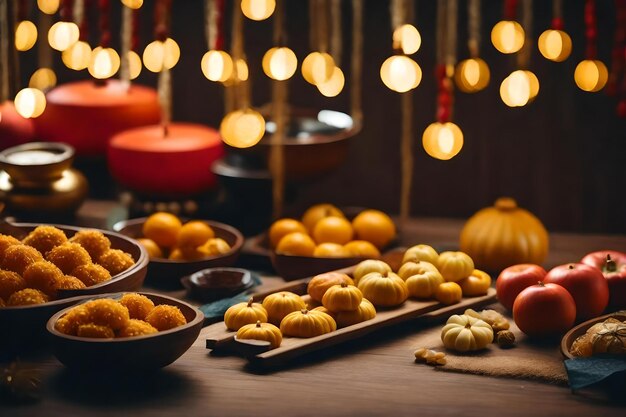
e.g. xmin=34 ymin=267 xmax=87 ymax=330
xmin=0 ymin=142 xmax=88 ymax=216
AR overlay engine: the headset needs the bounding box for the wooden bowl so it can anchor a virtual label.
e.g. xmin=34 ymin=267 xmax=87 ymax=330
xmin=181 ymin=267 xmax=255 ymax=302
xmin=0 ymin=223 xmax=149 ymax=349
xmin=560 ymin=312 xmax=626 ymax=359
xmin=47 ymin=292 xmax=204 ymax=370
xmin=113 ymin=218 xmax=244 ymax=287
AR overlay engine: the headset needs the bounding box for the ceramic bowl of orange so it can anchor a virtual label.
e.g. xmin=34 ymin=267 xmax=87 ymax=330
xmin=113 ymin=218 xmax=244 ymax=288
xmin=46 ymin=292 xmax=204 ymax=370
xmin=0 ymin=223 xmax=149 ymax=349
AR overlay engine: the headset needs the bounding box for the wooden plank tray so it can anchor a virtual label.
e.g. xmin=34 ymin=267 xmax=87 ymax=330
xmin=205 ymin=267 xmax=497 ymax=367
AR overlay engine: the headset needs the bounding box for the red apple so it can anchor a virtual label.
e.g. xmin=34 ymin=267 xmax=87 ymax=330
xmin=496 ymin=264 xmax=547 ymax=310
xmin=513 ymin=282 xmax=577 ymax=337
xmin=543 ymin=263 xmax=609 ymax=321
xmin=581 ymin=250 xmax=626 ymax=310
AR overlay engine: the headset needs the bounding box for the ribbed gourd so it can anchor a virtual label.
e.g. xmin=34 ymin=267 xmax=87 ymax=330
xmin=460 ymin=197 xmax=549 ymax=272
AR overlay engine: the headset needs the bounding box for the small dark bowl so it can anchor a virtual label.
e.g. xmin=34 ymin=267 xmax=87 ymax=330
xmin=0 ymin=223 xmax=149 ymax=350
xmin=47 ymin=292 xmax=204 ymax=370
xmin=561 ymin=312 xmax=626 ymax=359
xmin=181 ymin=267 xmax=254 ymax=302
xmin=113 ymin=218 xmax=244 ymax=288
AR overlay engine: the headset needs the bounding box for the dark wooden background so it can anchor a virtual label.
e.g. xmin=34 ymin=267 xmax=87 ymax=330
xmin=16 ymin=0 xmax=626 ymax=234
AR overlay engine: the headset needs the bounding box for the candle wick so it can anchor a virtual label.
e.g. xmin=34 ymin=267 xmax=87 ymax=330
xmin=163 ymin=124 xmax=169 ymax=138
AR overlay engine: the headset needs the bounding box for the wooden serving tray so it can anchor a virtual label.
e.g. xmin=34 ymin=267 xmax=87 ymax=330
xmin=205 ymin=266 xmax=497 ymax=367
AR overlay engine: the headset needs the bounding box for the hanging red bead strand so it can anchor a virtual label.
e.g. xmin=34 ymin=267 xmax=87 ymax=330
xmin=608 ymin=0 xmax=626 ymax=96
xmin=504 ymin=0 xmax=517 ymax=20
xmin=154 ymin=0 xmax=172 ymax=42
xmin=79 ymin=0 xmax=90 ymax=42
xmin=551 ymin=0 xmax=564 ymax=30
xmin=98 ymin=0 xmax=110 ymax=47
xmin=584 ymin=0 xmax=598 ymax=60
xmin=215 ymin=0 xmax=225 ymax=51
xmin=131 ymin=7 xmax=140 ymax=52
xmin=60 ymin=0 xmax=74 ymax=22
xmin=436 ymin=64 xmax=452 ymax=123
xmin=17 ymin=0 xmax=27 ymax=21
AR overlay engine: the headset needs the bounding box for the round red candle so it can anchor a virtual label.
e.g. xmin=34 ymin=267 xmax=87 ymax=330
xmin=0 ymin=101 xmax=36 ymax=148
xmin=34 ymin=80 xmax=161 ymax=156
xmin=108 ymin=123 xmax=224 ymax=196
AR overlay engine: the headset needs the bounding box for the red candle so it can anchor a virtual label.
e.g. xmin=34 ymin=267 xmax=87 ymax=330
xmin=0 ymin=101 xmax=36 ymax=148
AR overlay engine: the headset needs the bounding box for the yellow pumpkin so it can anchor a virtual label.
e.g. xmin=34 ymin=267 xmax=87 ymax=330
xmin=262 ymin=291 xmax=306 ymax=325
xmin=312 ymin=305 xmax=337 ymax=318
xmin=224 ymin=297 xmax=268 ymax=331
xmin=322 ymin=282 xmax=363 ymax=312
xmin=236 ymin=321 xmax=283 ymax=348
xmin=352 ymin=259 xmax=392 ymax=285
xmin=334 ymin=299 xmax=376 ymax=328
xmin=402 ymin=244 xmax=439 ymax=266
xmin=441 ymin=314 xmax=494 ymax=352
xmin=357 ymin=271 xmax=409 ymax=307
xmin=438 ymin=251 xmax=474 ymax=282
xmin=458 ymin=269 xmax=491 ymax=296
xmin=280 ymin=309 xmax=337 ymax=337
xmin=435 ymin=282 xmax=463 ymax=305
xmin=397 ymin=261 xmax=440 ymax=280
xmin=307 ymin=272 xmax=354 ymax=302
xmin=405 ymin=270 xmax=444 ymax=299
xmin=459 ymin=197 xmax=549 ymax=272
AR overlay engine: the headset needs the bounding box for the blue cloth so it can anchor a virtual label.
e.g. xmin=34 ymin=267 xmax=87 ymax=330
xmin=198 ymin=272 xmax=262 ymax=319
xmin=564 ymin=356 xmax=626 ymax=391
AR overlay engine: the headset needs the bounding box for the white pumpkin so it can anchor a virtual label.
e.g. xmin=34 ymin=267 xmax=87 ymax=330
xmin=441 ymin=314 xmax=494 ymax=352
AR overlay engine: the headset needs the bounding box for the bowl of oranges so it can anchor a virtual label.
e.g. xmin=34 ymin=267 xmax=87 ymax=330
xmin=264 ymin=204 xmax=397 ymax=280
xmin=113 ymin=212 xmax=244 ymax=287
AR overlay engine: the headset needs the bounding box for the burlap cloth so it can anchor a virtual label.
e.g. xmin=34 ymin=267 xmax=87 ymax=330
xmin=410 ymin=310 xmax=569 ymax=385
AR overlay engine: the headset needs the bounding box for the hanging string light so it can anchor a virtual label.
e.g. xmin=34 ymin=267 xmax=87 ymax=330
xmin=121 ymin=0 xmax=143 ymax=9
xmin=15 ymin=1 xmax=37 ymax=52
xmin=62 ymin=0 xmax=91 ymax=71
xmin=88 ymin=0 xmax=120 ymax=79
xmin=423 ymin=0 xmax=463 ymax=161
xmin=262 ymin=0 xmax=297 ymax=83
xmin=491 ymin=0 xmax=524 ymax=54
xmin=143 ymin=0 xmax=179 ymax=73
xmin=241 ymin=0 xmax=275 ymax=21
xmin=14 ymin=88 xmax=47 ymax=118
xmin=538 ymin=0 xmax=572 ymax=62
xmin=29 ymin=68 xmax=57 ymax=90
xmin=120 ymin=1 xmax=142 ymax=85
xmin=201 ymin=0 xmax=233 ymax=83
xmin=48 ymin=0 xmax=80 ymax=52
xmin=317 ymin=0 xmax=344 ymax=97
xmin=38 ymin=0 xmax=60 ymax=14
xmin=456 ymin=0 xmax=490 ymax=93
xmin=31 ymin=3 xmax=57 ymax=91
xmin=302 ymin=0 xmax=335 ymax=86
xmin=575 ymin=0 xmax=608 ymax=92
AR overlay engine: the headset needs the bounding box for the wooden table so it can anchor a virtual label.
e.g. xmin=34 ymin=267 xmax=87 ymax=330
xmin=2 ymin=203 xmax=626 ymax=416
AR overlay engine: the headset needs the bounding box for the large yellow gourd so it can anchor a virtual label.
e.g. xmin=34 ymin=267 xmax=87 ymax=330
xmin=460 ymin=197 xmax=549 ymax=272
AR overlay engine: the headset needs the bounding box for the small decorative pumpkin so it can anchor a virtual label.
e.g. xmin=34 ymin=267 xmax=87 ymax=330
xmin=460 ymin=197 xmax=549 ymax=272
xmin=458 ymin=269 xmax=491 ymax=296
xmin=322 ymin=283 xmax=363 ymax=312
xmin=312 ymin=305 xmax=337 ymax=318
xmin=236 ymin=320 xmax=283 ymax=349
xmin=280 ymin=309 xmax=337 ymax=338
xmin=262 ymin=291 xmax=306 ymax=325
xmin=353 ymin=259 xmax=392 ymax=285
xmin=357 ymin=271 xmax=409 ymax=307
xmin=405 ymin=270 xmax=444 ymax=299
xmin=402 ymin=244 xmax=439 ymax=267
xmin=224 ymin=297 xmax=268 ymax=331
xmin=334 ymin=299 xmax=376 ymax=328
xmin=307 ymin=272 xmax=354 ymax=302
xmin=437 ymin=251 xmax=474 ymax=282
xmin=398 ymin=261 xmax=440 ymax=280
xmin=435 ymin=282 xmax=463 ymax=305
xmin=441 ymin=314 xmax=494 ymax=352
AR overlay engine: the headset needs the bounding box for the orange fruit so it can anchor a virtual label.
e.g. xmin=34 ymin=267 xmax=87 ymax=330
xmin=177 ymin=221 xmax=214 ymax=249
xmin=275 ymin=232 xmax=316 ymax=256
xmin=142 ymin=212 xmax=182 ymax=249
xmin=137 ymin=238 xmax=164 ymax=258
xmin=301 ymin=203 xmax=345 ymax=232
xmin=269 ymin=218 xmax=307 ymax=249
xmin=351 ymin=210 xmax=396 ymax=249
xmin=313 ymin=243 xmax=348 ymax=258
xmin=198 ymin=238 xmax=231 ymax=256
xmin=168 ymin=248 xmax=185 ymax=261
xmin=312 ymin=216 xmax=353 ymax=245
xmin=343 ymin=240 xmax=381 ymax=258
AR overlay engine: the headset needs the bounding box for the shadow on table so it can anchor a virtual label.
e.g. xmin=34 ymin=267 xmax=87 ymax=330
xmin=48 ymin=367 xmax=200 ymax=407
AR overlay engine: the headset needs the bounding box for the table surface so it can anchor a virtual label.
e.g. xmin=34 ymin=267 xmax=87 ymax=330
xmin=3 ymin=202 xmax=626 ymax=416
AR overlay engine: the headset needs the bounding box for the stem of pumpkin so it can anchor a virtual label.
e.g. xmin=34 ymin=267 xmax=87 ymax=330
xmin=301 ymin=309 xmax=309 ymax=314
xmin=247 ymin=297 xmax=254 ymax=307
xmin=255 ymin=320 xmax=262 ymax=327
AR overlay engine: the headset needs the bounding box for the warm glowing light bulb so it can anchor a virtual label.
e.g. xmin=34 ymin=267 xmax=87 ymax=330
xmin=422 ymin=122 xmax=464 ymax=160
xmin=142 ymin=38 xmax=180 ymax=73
xmin=37 ymin=0 xmax=59 ymax=14
xmin=236 ymin=59 xmax=249 ymax=81
xmin=380 ymin=55 xmax=421 ymax=93
xmin=62 ymin=41 xmax=92 ymax=70
xmin=48 ymin=21 xmax=80 ymax=51
xmin=574 ymin=59 xmax=608 ymax=92
xmin=301 ymin=52 xmax=335 ymax=85
xmin=317 ymin=66 xmax=345 ymax=97
xmin=201 ymin=50 xmax=234 ymax=82
xmin=241 ymin=0 xmax=276 ymax=21
xmin=14 ymin=88 xmax=47 ymax=119
xmin=127 ymin=50 xmax=142 ymax=79
xmin=538 ymin=29 xmax=572 ymax=62
xmin=262 ymin=47 xmax=298 ymax=81
xmin=491 ymin=20 xmax=525 ymax=54
xmin=15 ymin=21 xmax=38 ymax=52
xmin=500 ymin=70 xmax=537 ymax=107
xmin=220 ymin=109 xmax=266 ymax=148
xmin=392 ymin=24 xmax=421 ymax=55
xmin=29 ymin=68 xmax=57 ymax=90
xmin=122 ymin=0 xmax=143 ymax=9
xmin=88 ymin=47 xmax=121 ymax=79
xmin=455 ymin=58 xmax=490 ymax=93
xmin=524 ymin=70 xmax=540 ymax=101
